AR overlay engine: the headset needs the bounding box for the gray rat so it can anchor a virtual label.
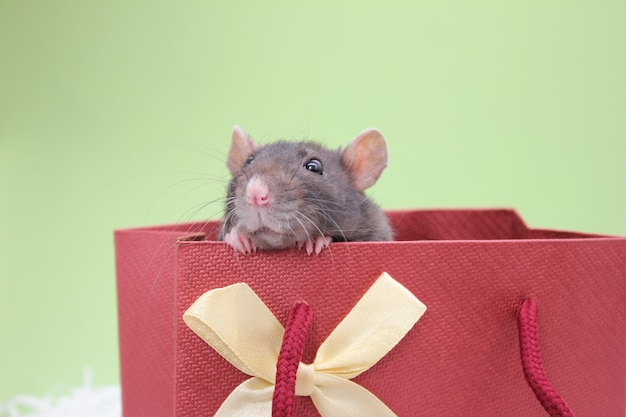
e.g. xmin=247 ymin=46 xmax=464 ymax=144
xmin=219 ymin=126 xmax=393 ymax=255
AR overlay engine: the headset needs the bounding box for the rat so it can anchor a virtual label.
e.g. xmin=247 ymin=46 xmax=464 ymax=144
xmin=219 ymin=126 xmax=393 ymax=255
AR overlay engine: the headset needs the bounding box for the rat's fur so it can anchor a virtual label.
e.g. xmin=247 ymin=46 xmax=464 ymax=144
xmin=220 ymin=127 xmax=392 ymax=253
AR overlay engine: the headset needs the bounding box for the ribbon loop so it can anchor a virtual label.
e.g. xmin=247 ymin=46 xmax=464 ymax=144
xmin=183 ymin=282 xmax=283 ymax=383
xmin=183 ymin=272 xmax=427 ymax=417
xmin=314 ymin=273 xmax=427 ymax=379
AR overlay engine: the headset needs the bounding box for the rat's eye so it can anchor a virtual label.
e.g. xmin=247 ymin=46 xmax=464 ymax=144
xmin=304 ymin=158 xmax=323 ymax=175
xmin=243 ymin=155 xmax=255 ymax=168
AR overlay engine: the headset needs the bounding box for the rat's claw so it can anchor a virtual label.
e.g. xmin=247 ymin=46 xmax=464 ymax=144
xmin=314 ymin=235 xmax=332 ymax=254
xmin=299 ymin=235 xmax=332 ymax=255
xmin=304 ymin=240 xmax=315 ymax=255
xmin=224 ymin=229 xmax=256 ymax=255
xmin=240 ymin=233 xmax=254 ymax=254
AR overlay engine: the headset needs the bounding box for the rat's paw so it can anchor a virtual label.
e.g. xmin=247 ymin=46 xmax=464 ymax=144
xmin=224 ymin=228 xmax=257 ymax=255
xmin=297 ymin=235 xmax=332 ymax=256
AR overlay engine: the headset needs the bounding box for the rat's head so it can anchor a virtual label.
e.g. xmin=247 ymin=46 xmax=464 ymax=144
xmin=223 ymin=126 xmax=388 ymax=250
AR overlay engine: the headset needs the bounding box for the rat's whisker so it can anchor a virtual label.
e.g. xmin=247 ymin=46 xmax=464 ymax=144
xmin=289 ymin=167 xmax=299 ymax=182
xmin=176 ymin=198 xmax=224 ymax=226
xmin=291 ymin=212 xmax=313 ymax=245
xmin=295 ymin=211 xmax=327 ymax=242
xmin=295 ymin=210 xmax=334 ymax=257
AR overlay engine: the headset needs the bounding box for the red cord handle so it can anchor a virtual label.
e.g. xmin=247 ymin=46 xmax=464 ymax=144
xmin=272 ymin=302 xmax=313 ymax=417
xmin=518 ymin=299 xmax=575 ymax=417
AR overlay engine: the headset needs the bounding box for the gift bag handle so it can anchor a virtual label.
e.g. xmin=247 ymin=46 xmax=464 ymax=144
xmin=273 ymin=299 xmax=576 ymax=417
xmin=272 ymin=302 xmax=313 ymax=417
xmin=517 ymin=299 xmax=575 ymax=417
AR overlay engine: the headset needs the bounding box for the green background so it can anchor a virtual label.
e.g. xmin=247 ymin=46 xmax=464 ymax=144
xmin=1 ymin=0 xmax=624 ymax=402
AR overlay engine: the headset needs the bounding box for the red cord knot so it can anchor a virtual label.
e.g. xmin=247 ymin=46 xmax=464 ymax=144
xmin=295 ymin=363 xmax=315 ymax=396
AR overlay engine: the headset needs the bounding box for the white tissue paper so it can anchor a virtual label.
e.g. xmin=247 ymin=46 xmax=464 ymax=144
xmin=0 ymin=370 xmax=120 ymax=417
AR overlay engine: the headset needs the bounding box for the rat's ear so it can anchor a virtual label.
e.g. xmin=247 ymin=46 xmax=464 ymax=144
xmin=227 ymin=125 xmax=258 ymax=174
xmin=342 ymin=128 xmax=388 ymax=191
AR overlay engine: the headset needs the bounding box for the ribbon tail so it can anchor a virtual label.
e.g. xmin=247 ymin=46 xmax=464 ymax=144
xmin=310 ymin=373 xmax=398 ymax=417
xmin=214 ymin=377 xmax=274 ymax=417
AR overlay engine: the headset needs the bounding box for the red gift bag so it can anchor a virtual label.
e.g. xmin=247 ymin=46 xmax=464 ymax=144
xmin=115 ymin=209 xmax=626 ymax=416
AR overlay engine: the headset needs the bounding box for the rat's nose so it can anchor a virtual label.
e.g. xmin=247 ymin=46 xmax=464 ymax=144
xmin=246 ymin=176 xmax=270 ymax=207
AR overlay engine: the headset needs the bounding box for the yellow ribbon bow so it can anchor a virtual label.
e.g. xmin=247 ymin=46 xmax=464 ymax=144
xmin=183 ymin=272 xmax=427 ymax=417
